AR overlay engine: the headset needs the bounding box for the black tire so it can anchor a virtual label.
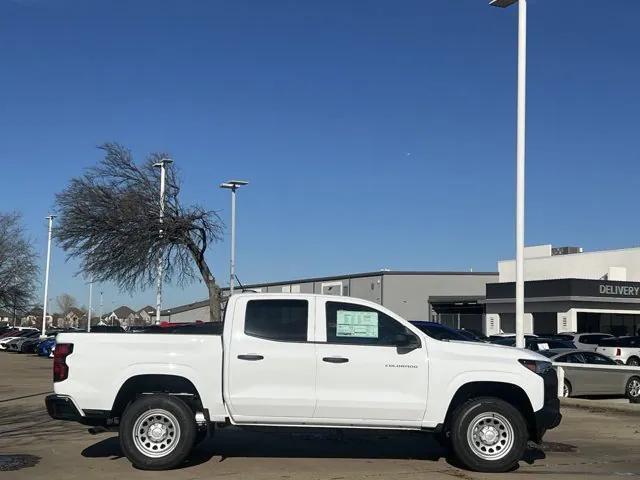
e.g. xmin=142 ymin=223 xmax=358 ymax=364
xmin=119 ymin=394 xmax=197 ymax=470
xmin=627 ymin=357 xmax=640 ymax=367
xmin=626 ymin=376 xmax=640 ymax=404
xmin=563 ymin=380 xmax=572 ymax=398
xmin=449 ymin=397 xmax=528 ymax=473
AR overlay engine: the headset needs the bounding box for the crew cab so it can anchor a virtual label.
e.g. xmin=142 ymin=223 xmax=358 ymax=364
xmin=46 ymin=293 xmax=561 ymax=472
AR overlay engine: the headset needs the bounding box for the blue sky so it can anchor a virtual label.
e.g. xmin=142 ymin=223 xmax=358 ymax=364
xmin=1 ymin=0 xmax=639 ymax=312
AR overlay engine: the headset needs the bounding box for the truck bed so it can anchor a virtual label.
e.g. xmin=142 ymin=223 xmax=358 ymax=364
xmin=54 ymin=332 xmax=226 ymax=420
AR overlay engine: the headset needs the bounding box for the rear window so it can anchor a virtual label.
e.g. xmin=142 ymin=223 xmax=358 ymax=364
xmin=546 ymin=340 xmax=576 ymax=349
xmin=580 ymin=334 xmax=612 ymax=344
xmin=598 ymin=336 xmax=640 ymax=347
xmin=245 ymin=299 xmax=308 ymax=342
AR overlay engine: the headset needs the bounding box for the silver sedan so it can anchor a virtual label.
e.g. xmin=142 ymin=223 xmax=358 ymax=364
xmin=539 ymin=348 xmax=640 ymax=403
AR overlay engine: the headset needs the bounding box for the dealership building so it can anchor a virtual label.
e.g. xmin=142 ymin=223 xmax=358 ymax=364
xmin=161 ymin=270 xmax=498 ymax=331
xmin=162 ymin=244 xmax=640 ymax=337
xmin=484 ymin=245 xmax=640 ymax=337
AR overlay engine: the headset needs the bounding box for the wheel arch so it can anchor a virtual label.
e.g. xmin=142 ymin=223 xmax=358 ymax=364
xmin=563 ymin=377 xmax=572 ymax=395
xmin=626 ymin=356 xmax=640 ymax=365
xmin=111 ymin=374 xmax=203 ymax=419
xmin=444 ymin=381 xmax=536 ymax=439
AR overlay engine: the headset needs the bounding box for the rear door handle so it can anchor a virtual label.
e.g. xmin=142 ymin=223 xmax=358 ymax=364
xmin=322 ymin=356 xmax=349 ymax=364
xmin=237 ymin=354 xmax=264 ymax=361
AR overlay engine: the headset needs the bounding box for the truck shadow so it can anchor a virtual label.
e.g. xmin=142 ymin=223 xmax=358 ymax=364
xmin=81 ymin=427 xmax=545 ymax=470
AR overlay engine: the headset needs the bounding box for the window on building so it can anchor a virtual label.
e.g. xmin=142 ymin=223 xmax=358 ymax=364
xmin=245 ymin=300 xmax=308 ymax=342
xmin=578 ymin=312 xmax=640 ymax=337
xmin=325 ymin=301 xmax=419 ymax=347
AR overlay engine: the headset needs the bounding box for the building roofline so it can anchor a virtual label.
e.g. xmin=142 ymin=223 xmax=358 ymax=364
xmin=161 ymin=270 xmax=497 ymax=315
xmin=231 ymin=270 xmax=497 ymax=290
xmin=498 ymin=244 xmax=640 ymax=264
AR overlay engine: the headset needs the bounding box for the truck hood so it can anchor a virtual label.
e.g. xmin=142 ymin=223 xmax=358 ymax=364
xmin=438 ymin=339 xmax=549 ymax=362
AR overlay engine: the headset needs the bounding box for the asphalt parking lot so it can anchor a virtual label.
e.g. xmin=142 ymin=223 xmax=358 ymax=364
xmin=1 ymin=353 xmax=639 ymax=479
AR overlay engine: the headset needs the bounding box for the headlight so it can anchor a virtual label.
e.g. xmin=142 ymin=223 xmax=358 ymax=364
xmin=519 ymin=359 xmax=552 ymax=375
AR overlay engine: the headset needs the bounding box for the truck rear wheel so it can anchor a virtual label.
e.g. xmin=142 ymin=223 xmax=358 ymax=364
xmin=119 ymin=394 xmax=197 ymax=470
xmin=449 ymin=397 xmax=527 ymax=472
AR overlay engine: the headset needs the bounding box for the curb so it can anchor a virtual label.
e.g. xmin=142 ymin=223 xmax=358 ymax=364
xmin=560 ymin=398 xmax=640 ymax=414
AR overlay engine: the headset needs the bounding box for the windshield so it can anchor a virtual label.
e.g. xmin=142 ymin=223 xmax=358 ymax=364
xmin=410 ymin=322 xmax=472 ymax=341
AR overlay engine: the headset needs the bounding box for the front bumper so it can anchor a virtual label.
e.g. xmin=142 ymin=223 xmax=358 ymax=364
xmin=532 ymin=368 xmax=562 ymax=441
xmin=45 ymin=395 xmax=110 ymax=426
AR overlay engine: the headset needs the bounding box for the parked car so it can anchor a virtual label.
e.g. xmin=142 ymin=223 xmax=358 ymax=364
xmin=19 ymin=336 xmax=46 ymax=353
xmin=539 ymin=348 xmax=640 ymax=403
xmin=0 ymin=329 xmax=39 ymax=350
xmin=409 ymin=321 xmax=480 ymax=342
xmin=491 ymin=336 xmax=576 ymax=352
xmin=596 ymin=337 xmax=640 ymax=366
xmin=38 ymin=337 xmax=57 ymax=357
xmin=0 ymin=328 xmax=20 ymax=339
xmin=489 ymin=333 xmax=538 ymax=341
xmin=6 ymin=330 xmax=40 ymax=352
xmin=460 ymin=328 xmax=488 ymax=342
xmin=560 ymin=333 xmax=614 ymax=352
xmin=47 ymin=293 xmax=561 ymax=473
xmin=90 ymin=325 xmax=125 ymax=333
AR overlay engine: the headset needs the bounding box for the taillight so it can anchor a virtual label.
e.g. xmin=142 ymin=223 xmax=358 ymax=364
xmin=53 ymin=343 xmax=73 ymax=382
xmin=616 ymin=348 xmax=621 ymax=356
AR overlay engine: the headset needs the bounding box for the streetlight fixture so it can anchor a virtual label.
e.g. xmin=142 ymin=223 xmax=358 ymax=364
xmin=219 ymin=180 xmax=249 ymax=296
xmin=87 ymin=278 xmax=93 ymax=332
xmin=491 ymin=0 xmax=527 ymax=349
xmin=153 ymin=158 xmax=174 ymax=324
xmin=41 ymin=215 xmax=55 ymax=338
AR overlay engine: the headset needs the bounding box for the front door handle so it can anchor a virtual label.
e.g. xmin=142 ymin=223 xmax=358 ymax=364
xmin=237 ymin=354 xmax=264 ymax=361
xmin=322 ymin=356 xmax=349 ymax=364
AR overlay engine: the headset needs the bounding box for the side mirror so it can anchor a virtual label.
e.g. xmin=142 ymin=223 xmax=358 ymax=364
xmin=395 ymin=333 xmax=420 ymax=351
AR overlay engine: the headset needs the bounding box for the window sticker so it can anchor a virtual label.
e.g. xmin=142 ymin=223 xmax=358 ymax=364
xmin=538 ymin=343 xmax=549 ymax=351
xmin=336 ymin=310 xmax=378 ymax=338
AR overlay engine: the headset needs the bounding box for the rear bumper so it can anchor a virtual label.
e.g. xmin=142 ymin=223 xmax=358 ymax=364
xmin=45 ymin=394 xmax=110 ymax=426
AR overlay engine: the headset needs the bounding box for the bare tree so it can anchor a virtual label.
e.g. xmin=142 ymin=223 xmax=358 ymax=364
xmin=54 ymin=143 xmax=224 ymax=321
xmin=0 ymin=212 xmax=39 ymax=321
xmin=56 ymin=293 xmax=78 ymax=315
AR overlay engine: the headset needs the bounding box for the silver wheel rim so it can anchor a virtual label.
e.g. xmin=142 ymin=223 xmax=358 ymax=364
xmin=563 ymin=382 xmax=570 ymax=398
xmin=132 ymin=409 xmax=181 ymax=458
xmin=467 ymin=412 xmax=515 ymax=461
xmin=629 ymin=379 xmax=640 ymax=398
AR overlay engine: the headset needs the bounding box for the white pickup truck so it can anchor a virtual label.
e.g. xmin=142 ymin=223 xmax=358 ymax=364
xmin=46 ymin=293 xmax=561 ymax=472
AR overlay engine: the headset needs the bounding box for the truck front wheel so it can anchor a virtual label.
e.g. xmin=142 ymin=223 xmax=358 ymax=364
xmin=119 ymin=394 xmax=197 ymax=470
xmin=449 ymin=397 xmax=527 ymax=472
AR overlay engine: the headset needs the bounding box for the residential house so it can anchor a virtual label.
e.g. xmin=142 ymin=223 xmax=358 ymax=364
xmin=135 ymin=305 xmax=156 ymax=326
xmin=107 ymin=305 xmax=136 ymax=327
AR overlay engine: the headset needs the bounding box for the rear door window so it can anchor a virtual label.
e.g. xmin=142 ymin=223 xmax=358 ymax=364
xmin=583 ymin=352 xmax=617 ymax=365
xmin=245 ymin=299 xmax=308 ymax=342
xmin=563 ymin=353 xmax=586 ymax=363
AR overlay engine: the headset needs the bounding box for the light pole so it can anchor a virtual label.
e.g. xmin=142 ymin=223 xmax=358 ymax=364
xmin=219 ymin=180 xmax=249 ymax=296
xmin=153 ymin=158 xmax=174 ymax=324
xmin=41 ymin=215 xmax=55 ymax=338
xmin=87 ymin=278 xmax=93 ymax=332
xmin=491 ymin=0 xmax=527 ymax=349
xmin=99 ymin=290 xmax=103 ymax=324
